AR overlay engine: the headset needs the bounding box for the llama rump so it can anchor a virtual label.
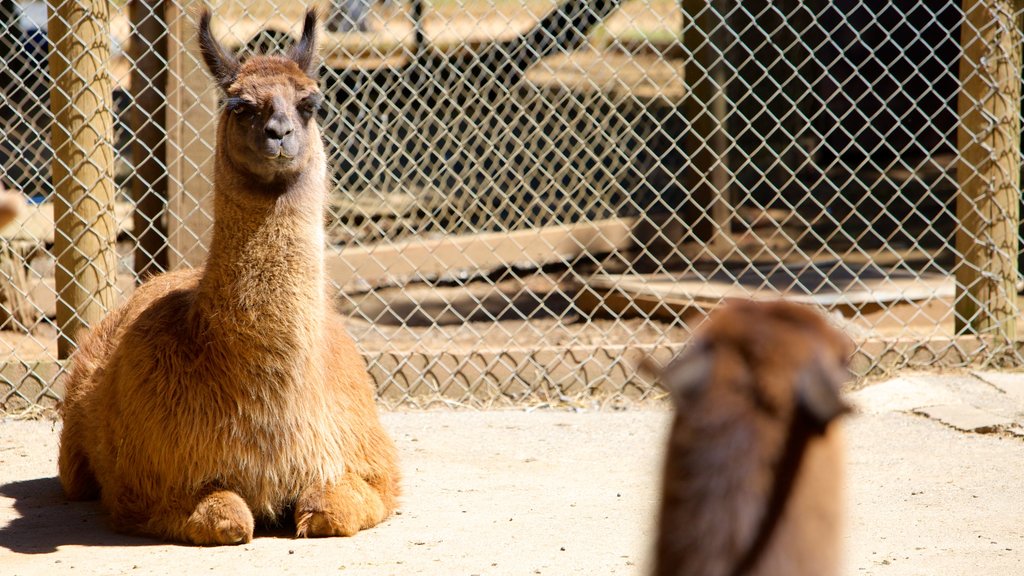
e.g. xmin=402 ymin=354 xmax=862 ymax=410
xmin=652 ymin=300 xmax=852 ymax=576
xmin=57 ymin=9 xmax=399 ymax=545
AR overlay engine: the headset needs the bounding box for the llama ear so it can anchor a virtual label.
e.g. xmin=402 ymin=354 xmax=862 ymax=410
xmin=197 ymin=9 xmax=241 ymax=92
xmin=795 ymin=354 xmax=852 ymax=429
xmin=287 ymin=9 xmax=319 ymax=75
xmin=660 ymin=342 xmax=713 ymax=404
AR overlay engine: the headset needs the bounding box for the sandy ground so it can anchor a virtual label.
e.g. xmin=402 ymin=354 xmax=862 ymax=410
xmin=1 ymin=372 xmax=1023 ymax=576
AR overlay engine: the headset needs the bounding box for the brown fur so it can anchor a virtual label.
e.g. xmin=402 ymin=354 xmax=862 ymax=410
xmin=653 ymin=300 xmax=851 ymax=576
xmin=0 ymin=184 xmax=25 ymax=229
xmin=57 ymin=9 xmax=399 ymax=545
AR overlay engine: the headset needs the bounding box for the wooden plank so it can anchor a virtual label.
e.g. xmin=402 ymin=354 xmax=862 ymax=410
xmin=0 ymin=202 xmax=135 ymax=243
xmin=326 ymin=217 xmax=637 ymax=290
xmin=23 ymin=274 xmax=138 ymax=319
xmin=955 ymin=0 xmax=1021 ymax=339
xmin=588 ymin=275 xmax=955 ymax=307
xmin=0 ymin=360 xmax=65 ymax=412
xmin=583 ymin=267 xmax=955 ymax=317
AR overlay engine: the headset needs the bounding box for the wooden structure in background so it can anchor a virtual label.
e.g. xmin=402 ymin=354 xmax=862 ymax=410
xmin=47 ymin=0 xmax=119 ymax=358
xmin=680 ymin=0 xmax=732 ymax=253
xmin=327 ymin=218 xmax=636 ymax=291
xmin=955 ymin=0 xmax=1021 ymax=341
xmin=129 ymin=0 xmax=170 ymax=279
xmin=166 ymin=0 xmax=218 ymax=268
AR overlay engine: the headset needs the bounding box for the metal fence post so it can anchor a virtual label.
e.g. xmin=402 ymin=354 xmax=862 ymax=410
xmin=955 ymin=0 xmax=1021 ymax=342
xmin=48 ymin=0 xmax=119 ymax=358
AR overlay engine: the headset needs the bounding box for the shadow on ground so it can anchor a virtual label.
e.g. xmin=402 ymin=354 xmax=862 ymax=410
xmin=1 ymin=477 xmax=322 ymax=553
xmin=0 ymin=477 xmax=152 ymax=553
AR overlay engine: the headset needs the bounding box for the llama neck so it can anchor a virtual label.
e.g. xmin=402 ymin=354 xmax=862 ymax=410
xmin=196 ymin=149 xmax=329 ymax=347
xmin=655 ymin=416 xmax=774 ymax=576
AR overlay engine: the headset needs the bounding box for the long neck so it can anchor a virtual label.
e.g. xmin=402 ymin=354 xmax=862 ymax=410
xmin=196 ymin=130 xmax=329 ymax=348
xmin=654 ymin=414 xmax=775 ymax=576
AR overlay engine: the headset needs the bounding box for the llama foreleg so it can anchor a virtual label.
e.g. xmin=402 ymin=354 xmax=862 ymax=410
xmin=294 ymin=472 xmax=389 ymax=537
xmin=136 ymin=489 xmax=255 ymax=546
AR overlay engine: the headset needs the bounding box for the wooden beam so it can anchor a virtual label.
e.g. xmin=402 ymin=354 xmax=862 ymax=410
xmin=129 ymin=0 xmax=170 ymax=280
xmin=325 ymin=217 xmax=637 ymax=290
xmin=0 ymin=361 xmax=65 ymax=412
xmin=0 ymin=201 xmax=134 ymax=243
xmin=955 ymin=0 xmax=1021 ymax=340
xmin=681 ymin=0 xmax=732 ymax=249
xmin=166 ymin=0 xmax=216 ymax=269
xmin=581 ymin=272 xmax=955 ymax=317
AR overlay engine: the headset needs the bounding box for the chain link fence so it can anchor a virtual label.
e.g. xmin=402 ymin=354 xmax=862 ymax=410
xmin=1 ymin=0 xmax=1022 ymax=412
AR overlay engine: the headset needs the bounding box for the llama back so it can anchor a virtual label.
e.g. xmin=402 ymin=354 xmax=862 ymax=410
xmin=62 ymin=268 xmax=204 ymax=403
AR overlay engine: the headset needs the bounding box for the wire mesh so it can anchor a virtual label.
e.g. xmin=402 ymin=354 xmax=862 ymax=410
xmin=1 ymin=0 xmax=1022 ymax=412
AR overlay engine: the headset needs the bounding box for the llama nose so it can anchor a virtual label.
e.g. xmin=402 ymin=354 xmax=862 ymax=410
xmin=264 ymin=118 xmax=293 ymax=141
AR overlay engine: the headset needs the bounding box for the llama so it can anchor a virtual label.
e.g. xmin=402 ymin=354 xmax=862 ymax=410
xmin=652 ymin=300 xmax=851 ymax=576
xmin=57 ymin=9 xmax=399 ymax=545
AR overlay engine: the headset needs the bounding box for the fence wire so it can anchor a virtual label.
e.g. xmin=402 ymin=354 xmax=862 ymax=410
xmin=1 ymin=0 xmax=1022 ymax=411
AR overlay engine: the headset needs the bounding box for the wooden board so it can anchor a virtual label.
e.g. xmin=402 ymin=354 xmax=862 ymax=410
xmin=582 ymin=259 xmax=955 ymax=317
xmin=326 ymin=217 xmax=636 ymax=291
xmin=0 ymin=360 xmax=65 ymax=412
xmin=20 ymin=274 xmax=138 ymax=319
xmin=0 ymin=202 xmax=134 ymax=243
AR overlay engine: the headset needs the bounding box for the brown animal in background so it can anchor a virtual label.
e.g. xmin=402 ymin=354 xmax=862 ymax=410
xmin=652 ymin=300 xmax=852 ymax=576
xmin=0 ymin=183 xmax=25 ymax=229
xmin=57 ymin=9 xmax=399 ymax=545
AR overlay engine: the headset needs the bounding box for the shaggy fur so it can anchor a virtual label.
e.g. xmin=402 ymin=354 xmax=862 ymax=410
xmin=652 ymin=300 xmax=851 ymax=576
xmin=57 ymin=9 xmax=399 ymax=545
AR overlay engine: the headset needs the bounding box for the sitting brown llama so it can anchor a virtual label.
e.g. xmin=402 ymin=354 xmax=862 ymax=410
xmin=652 ymin=300 xmax=852 ymax=576
xmin=57 ymin=9 xmax=399 ymax=545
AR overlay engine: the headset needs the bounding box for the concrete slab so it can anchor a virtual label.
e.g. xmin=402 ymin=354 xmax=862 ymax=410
xmin=848 ymin=375 xmax=961 ymax=414
xmin=912 ymin=404 xmax=1014 ymax=434
xmin=3 ymin=374 xmax=1024 ymax=576
xmin=971 ymin=371 xmax=1024 ymax=405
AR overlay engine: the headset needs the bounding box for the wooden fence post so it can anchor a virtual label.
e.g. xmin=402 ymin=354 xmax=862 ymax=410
xmin=955 ymin=0 xmax=1021 ymax=342
xmin=129 ymin=0 xmax=169 ymax=280
xmin=681 ymin=0 xmax=732 ymax=255
xmin=48 ymin=0 xmax=119 ymax=358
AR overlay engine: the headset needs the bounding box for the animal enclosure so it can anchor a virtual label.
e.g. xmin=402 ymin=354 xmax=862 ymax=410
xmin=0 ymin=0 xmax=1022 ymax=412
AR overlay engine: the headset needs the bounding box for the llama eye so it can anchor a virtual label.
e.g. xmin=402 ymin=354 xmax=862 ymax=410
xmin=298 ymin=94 xmax=323 ymax=119
xmin=223 ymin=97 xmax=254 ymax=116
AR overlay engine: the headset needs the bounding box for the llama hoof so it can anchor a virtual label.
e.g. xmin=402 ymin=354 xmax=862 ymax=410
xmin=295 ymin=508 xmax=360 ymax=538
xmin=184 ymin=490 xmax=255 ymax=545
xmin=295 ymin=479 xmax=390 ymax=538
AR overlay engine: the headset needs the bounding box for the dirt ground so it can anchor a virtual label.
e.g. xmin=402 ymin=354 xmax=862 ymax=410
xmin=2 ymin=371 xmax=1023 ymax=575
